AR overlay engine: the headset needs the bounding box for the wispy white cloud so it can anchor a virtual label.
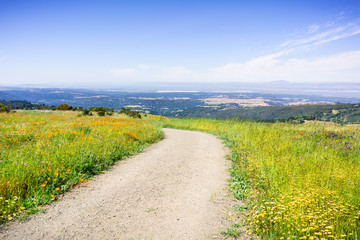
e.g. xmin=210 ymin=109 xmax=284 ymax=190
xmin=211 ymin=51 xmax=360 ymax=82
xmin=307 ymin=24 xmax=320 ymax=34
xmin=280 ymin=19 xmax=360 ymax=50
xmin=313 ymin=27 xmax=360 ymax=46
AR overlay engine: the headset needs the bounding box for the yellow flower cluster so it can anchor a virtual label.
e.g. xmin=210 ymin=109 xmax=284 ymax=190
xmin=0 ymin=196 xmax=23 ymax=221
xmin=247 ymin=188 xmax=359 ymax=239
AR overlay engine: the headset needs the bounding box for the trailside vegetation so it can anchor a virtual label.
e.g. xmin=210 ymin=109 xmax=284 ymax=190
xmin=0 ymin=111 xmax=163 ymax=222
xmin=159 ymin=117 xmax=360 ymax=239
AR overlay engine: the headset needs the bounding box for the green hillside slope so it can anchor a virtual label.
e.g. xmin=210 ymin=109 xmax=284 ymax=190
xmin=176 ymin=103 xmax=360 ymax=123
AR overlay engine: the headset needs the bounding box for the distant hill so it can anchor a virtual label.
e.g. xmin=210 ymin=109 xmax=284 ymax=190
xmin=175 ymin=103 xmax=360 ymax=124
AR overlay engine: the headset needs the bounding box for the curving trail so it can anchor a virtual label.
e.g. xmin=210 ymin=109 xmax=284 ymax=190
xmin=0 ymin=128 xmax=235 ymax=240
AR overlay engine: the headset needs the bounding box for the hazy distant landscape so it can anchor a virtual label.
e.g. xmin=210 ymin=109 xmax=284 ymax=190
xmin=1 ymin=81 xmax=360 ymax=114
xmin=2 ymin=82 xmax=360 ymax=123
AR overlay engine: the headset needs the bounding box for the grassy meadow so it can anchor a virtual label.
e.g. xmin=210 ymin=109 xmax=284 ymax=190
xmin=0 ymin=111 xmax=163 ymax=222
xmin=1 ymin=110 xmax=359 ymax=239
xmin=160 ymin=118 xmax=360 ymax=240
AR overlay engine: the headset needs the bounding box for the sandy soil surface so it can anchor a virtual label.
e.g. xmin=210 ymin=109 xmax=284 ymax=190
xmin=0 ymin=128 xmax=244 ymax=240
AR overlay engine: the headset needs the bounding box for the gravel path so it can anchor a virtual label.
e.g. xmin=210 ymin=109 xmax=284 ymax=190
xmin=0 ymin=128 xmax=237 ymax=240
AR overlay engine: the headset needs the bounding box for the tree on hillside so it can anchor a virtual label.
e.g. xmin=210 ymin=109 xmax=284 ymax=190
xmin=119 ymin=107 xmax=141 ymax=118
xmin=82 ymin=109 xmax=92 ymax=116
xmin=0 ymin=103 xmax=11 ymax=113
xmin=56 ymin=104 xmax=71 ymax=111
xmin=97 ymin=110 xmax=105 ymax=116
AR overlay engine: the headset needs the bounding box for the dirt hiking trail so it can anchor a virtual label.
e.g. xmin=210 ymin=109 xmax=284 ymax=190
xmin=0 ymin=128 xmax=241 ymax=240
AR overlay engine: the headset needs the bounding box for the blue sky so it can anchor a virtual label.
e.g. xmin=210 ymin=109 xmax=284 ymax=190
xmin=0 ymin=0 xmax=360 ymax=87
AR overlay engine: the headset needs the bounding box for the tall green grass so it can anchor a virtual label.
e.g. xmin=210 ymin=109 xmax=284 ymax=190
xmin=0 ymin=111 xmax=163 ymax=222
xmin=160 ymin=118 xmax=360 ymax=239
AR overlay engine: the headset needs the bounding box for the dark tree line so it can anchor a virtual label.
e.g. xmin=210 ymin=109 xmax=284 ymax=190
xmin=0 ymin=100 xmax=53 ymax=111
